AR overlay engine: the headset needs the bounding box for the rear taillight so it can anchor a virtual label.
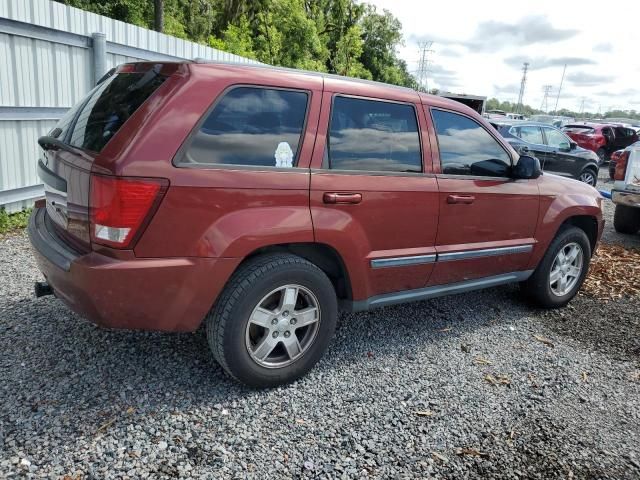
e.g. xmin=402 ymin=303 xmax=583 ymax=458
xmin=90 ymin=174 xmax=167 ymax=248
xmin=614 ymin=151 xmax=630 ymax=181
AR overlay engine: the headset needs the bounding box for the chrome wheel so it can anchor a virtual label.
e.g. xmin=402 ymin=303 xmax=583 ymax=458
xmin=245 ymin=284 xmax=321 ymax=368
xmin=579 ymin=171 xmax=596 ymax=185
xmin=549 ymin=242 xmax=584 ymax=297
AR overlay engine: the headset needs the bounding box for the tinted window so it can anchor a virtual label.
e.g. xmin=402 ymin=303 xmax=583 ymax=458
xmin=184 ymin=87 xmax=308 ymax=167
xmin=511 ymin=125 xmax=543 ymax=144
xmin=432 ymin=110 xmax=511 ymax=177
xmin=328 ymin=96 xmax=421 ymax=172
xmin=69 ymin=71 xmax=166 ymax=152
xmin=544 ymin=128 xmax=570 ymax=148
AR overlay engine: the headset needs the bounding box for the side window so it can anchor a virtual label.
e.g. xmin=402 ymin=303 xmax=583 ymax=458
xmin=544 ymin=128 xmax=570 ymax=148
xmin=328 ymin=96 xmax=422 ymax=172
xmin=183 ymin=87 xmax=308 ymax=167
xmin=431 ymin=110 xmax=511 ymax=177
xmin=511 ymin=125 xmax=543 ymax=144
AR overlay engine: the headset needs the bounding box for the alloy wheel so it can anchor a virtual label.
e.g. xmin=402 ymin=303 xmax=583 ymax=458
xmin=245 ymin=285 xmax=321 ymax=368
xmin=549 ymin=242 xmax=584 ymax=296
xmin=579 ymin=171 xmax=596 ymax=185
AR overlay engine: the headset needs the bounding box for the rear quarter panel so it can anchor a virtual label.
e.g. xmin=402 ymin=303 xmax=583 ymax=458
xmin=112 ymin=64 xmax=323 ymax=259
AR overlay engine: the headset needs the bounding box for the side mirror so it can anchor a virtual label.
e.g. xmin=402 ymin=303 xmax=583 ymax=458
xmin=570 ymin=141 xmax=578 ymax=150
xmin=559 ymin=141 xmax=571 ymax=152
xmin=512 ymin=155 xmax=542 ymax=180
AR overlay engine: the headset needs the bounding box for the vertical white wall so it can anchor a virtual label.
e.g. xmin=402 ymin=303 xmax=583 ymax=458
xmin=0 ymin=0 xmax=259 ymax=212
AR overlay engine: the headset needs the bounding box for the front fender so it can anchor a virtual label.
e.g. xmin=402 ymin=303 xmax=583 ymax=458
xmin=527 ymin=175 xmax=603 ymax=268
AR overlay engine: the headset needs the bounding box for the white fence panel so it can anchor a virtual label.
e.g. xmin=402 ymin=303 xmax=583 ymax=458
xmin=0 ymin=0 xmax=260 ymax=212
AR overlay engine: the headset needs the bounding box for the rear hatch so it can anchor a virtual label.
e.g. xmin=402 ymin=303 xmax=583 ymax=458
xmin=37 ymin=63 xmax=175 ymax=251
xmin=563 ymin=126 xmax=596 ymax=143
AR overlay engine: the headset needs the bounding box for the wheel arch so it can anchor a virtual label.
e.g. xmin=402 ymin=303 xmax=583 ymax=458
xmin=559 ymin=215 xmax=599 ymax=254
xmin=241 ymin=242 xmax=353 ymax=301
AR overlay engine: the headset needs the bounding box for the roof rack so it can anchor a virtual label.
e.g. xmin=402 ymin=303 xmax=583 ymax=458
xmin=192 ymin=58 xmax=416 ymax=93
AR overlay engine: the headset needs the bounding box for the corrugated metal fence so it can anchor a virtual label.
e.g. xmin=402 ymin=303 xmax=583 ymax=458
xmin=0 ymin=0 xmax=259 ymax=212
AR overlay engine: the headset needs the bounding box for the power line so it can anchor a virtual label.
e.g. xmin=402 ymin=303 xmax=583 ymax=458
xmin=416 ymin=41 xmax=434 ymax=93
xmin=553 ymin=64 xmax=567 ymax=113
xmin=516 ymin=62 xmax=529 ymax=114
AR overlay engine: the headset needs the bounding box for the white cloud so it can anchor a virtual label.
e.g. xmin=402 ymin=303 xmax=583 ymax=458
xmin=368 ymin=0 xmax=639 ymax=112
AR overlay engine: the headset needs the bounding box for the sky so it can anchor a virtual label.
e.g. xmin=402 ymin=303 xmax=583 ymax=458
xmin=368 ymin=0 xmax=639 ymax=113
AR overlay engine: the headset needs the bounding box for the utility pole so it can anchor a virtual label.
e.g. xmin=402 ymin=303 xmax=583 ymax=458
xmin=553 ymin=64 xmax=567 ymax=114
xmin=579 ymin=98 xmax=586 ymax=119
xmin=154 ymin=0 xmax=164 ymax=33
xmin=516 ymin=62 xmax=529 ymax=114
xmin=540 ymin=85 xmax=553 ymax=113
xmin=416 ymin=41 xmax=434 ymax=93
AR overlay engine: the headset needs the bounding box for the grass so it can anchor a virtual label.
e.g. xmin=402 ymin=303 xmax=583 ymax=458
xmin=0 ymin=207 xmax=32 ymax=235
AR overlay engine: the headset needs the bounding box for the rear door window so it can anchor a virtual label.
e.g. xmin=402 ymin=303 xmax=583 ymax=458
xmin=183 ymin=87 xmax=308 ymax=167
xmin=328 ymin=96 xmax=422 ymax=172
xmin=68 ymin=70 xmax=167 ymax=152
xmin=510 ymin=125 xmax=544 ymax=144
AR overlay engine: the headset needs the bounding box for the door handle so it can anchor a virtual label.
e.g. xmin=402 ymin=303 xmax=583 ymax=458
xmin=323 ymin=192 xmax=362 ymax=204
xmin=447 ymin=194 xmax=475 ymax=204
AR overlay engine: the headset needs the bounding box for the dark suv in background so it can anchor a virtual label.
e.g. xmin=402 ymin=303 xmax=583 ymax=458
xmin=491 ymin=120 xmax=600 ymax=186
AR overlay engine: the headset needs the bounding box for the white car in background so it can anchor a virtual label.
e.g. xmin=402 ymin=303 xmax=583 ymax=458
xmin=612 ymin=142 xmax=640 ymax=234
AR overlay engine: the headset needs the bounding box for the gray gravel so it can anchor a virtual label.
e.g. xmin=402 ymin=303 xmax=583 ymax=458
xmin=597 ymin=168 xmax=640 ymax=249
xmin=1 ymin=196 xmax=639 ymax=478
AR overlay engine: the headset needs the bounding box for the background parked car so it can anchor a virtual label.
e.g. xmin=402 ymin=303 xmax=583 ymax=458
xmin=529 ymin=115 xmax=575 ymax=128
xmin=563 ymin=123 xmax=639 ymax=163
xmin=491 ymin=120 xmax=601 ymax=186
xmin=612 ymin=142 xmax=640 ymax=234
xmin=609 ymin=149 xmax=624 ymax=179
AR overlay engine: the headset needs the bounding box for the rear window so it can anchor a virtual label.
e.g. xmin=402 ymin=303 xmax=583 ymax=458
xmin=53 ymin=69 xmax=167 ymax=153
xmin=182 ymin=87 xmax=308 ymax=167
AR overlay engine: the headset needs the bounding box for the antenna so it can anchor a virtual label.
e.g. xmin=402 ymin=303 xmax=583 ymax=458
xmin=416 ymin=41 xmax=434 ymax=93
xmin=540 ymin=85 xmax=553 ymax=113
xmin=516 ymin=62 xmax=529 ymax=114
xmin=553 ymin=64 xmax=567 ymax=113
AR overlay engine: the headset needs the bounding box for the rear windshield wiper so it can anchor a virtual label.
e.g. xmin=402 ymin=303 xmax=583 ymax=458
xmin=38 ymin=135 xmax=80 ymax=154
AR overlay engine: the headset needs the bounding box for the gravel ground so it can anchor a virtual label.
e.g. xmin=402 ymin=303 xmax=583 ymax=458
xmin=597 ymin=168 xmax=640 ymax=249
xmin=1 ymin=180 xmax=639 ymax=479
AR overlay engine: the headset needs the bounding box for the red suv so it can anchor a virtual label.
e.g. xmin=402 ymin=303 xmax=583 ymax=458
xmin=563 ymin=123 xmax=639 ymax=163
xmin=29 ymin=62 xmax=604 ymax=386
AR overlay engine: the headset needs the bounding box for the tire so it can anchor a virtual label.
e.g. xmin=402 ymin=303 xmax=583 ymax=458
xmin=206 ymin=253 xmax=338 ymax=387
xmin=596 ymin=148 xmax=607 ymax=165
xmin=578 ymin=168 xmax=598 ymax=187
xmin=521 ymin=226 xmax=591 ymax=308
xmin=613 ymin=204 xmax=640 ymax=234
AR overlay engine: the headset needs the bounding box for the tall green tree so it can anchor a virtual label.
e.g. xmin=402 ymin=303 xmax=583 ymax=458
xmin=55 ymin=0 xmax=419 ymax=88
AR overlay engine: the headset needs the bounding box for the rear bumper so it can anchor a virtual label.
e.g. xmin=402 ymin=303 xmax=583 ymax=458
xmin=27 ymin=208 xmax=239 ymax=331
xmin=612 ymin=190 xmax=640 ymax=208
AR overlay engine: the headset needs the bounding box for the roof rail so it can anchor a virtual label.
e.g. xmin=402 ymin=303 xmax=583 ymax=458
xmin=192 ymin=59 xmax=417 ymax=93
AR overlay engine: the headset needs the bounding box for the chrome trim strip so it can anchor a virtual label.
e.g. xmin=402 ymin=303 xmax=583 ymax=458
xmin=438 ymin=245 xmax=533 ymax=262
xmin=371 ymin=254 xmax=437 ymax=269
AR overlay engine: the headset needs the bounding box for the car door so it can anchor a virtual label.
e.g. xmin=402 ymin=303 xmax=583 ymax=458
xmin=508 ymin=124 xmax=549 ymax=166
xmin=426 ymin=108 xmax=539 ymax=286
xmin=309 ymin=80 xmax=439 ymax=302
xmin=541 ymin=126 xmax=579 ymax=178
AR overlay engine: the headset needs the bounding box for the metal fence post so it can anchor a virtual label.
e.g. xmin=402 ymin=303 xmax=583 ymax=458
xmin=91 ymin=32 xmax=106 ymax=85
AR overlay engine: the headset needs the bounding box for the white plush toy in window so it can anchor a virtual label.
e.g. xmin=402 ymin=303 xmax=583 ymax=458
xmin=274 ymin=142 xmax=294 ymax=168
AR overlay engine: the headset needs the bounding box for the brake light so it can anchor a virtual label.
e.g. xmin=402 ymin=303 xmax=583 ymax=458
xmin=90 ymin=174 xmax=167 ymax=248
xmin=614 ymin=151 xmax=630 ymax=181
